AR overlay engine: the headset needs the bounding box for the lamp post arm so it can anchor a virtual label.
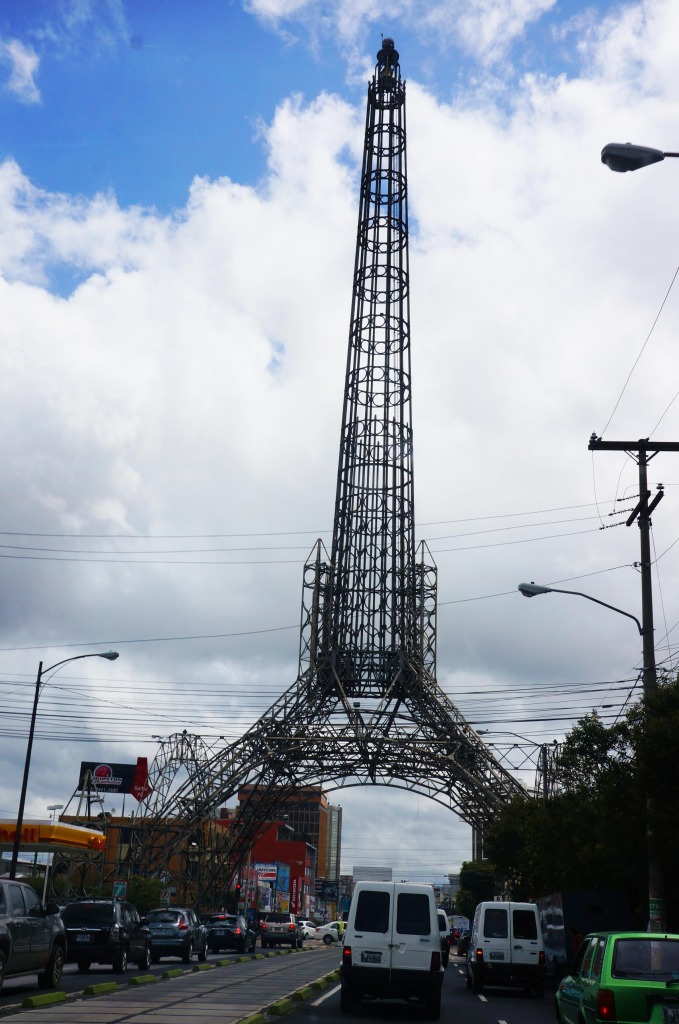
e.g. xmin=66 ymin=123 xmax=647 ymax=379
xmin=545 ymin=586 xmax=643 ymax=635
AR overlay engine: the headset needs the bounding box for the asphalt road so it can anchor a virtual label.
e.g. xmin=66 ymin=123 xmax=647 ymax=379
xmin=295 ymin=953 xmax=557 ymax=1024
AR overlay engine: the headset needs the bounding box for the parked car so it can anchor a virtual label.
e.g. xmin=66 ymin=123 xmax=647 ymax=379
xmin=456 ymin=929 xmax=471 ymax=956
xmin=260 ymin=912 xmax=304 ymax=949
xmin=145 ymin=907 xmax=208 ymax=963
xmin=205 ymin=913 xmax=256 ymax=954
xmin=316 ymin=920 xmax=344 ymax=945
xmin=298 ymin=919 xmax=317 ymax=939
xmin=0 ymin=879 xmax=66 ymax=992
xmin=61 ymin=897 xmax=151 ymax=973
xmin=555 ymin=930 xmax=679 ymax=1024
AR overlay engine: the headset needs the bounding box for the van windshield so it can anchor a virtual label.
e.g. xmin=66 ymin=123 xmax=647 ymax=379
xmin=396 ymin=893 xmax=431 ymax=936
xmin=355 ymin=890 xmax=390 ymax=933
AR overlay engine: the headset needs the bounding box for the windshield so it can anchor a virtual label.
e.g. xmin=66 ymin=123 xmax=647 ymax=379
xmin=62 ymin=903 xmax=114 ymax=927
xmin=209 ymin=915 xmax=238 ymax=926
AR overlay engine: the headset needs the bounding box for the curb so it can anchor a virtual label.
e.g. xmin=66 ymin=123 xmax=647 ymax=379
xmin=162 ymin=968 xmax=186 ymax=978
xmin=21 ymin=992 xmax=67 ymax=1009
xmin=127 ymin=974 xmax=157 ymax=986
xmin=268 ymin=998 xmax=294 ymax=1016
xmin=84 ymin=982 xmax=119 ymax=996
xmin=193 ymin=963 xmax=214 ymax=972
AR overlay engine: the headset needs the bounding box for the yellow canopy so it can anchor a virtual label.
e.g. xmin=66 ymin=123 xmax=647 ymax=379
xmin=0 ymin=820 xmax=106 ymax=854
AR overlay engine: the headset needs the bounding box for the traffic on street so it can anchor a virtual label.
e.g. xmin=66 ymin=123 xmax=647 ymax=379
xmin=0 ymin=943 xmax=559 ymax=1023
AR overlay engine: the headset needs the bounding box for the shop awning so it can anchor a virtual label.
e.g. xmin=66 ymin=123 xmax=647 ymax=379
xmin=0 ymin=820 xmax=106 ymax=854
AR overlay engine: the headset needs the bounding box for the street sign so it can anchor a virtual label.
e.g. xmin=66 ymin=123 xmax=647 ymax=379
xmin=112 ymin=880 xmax=127 ymax=898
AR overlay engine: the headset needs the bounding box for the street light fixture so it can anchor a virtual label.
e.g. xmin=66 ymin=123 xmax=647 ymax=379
xmin=601 ymin=142 xmax=679 ymax=172
xmin=517 ymin=580 xmax=664 ymax=930
xmin=46 ymin=804 xmax=64 ymax=822
xmin=9 ymin=651 xmax=119 ymax=879
xmin=518 ymin=582 xmax=643 ymax=635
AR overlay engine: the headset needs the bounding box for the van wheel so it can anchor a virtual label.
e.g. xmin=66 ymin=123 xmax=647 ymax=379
xmin=534 ymin=984 xmax=545 ymax=999
xmin=472 ymin=970 xmax=483 ymax=994
xmin=340 ymin=983 xmax=353 ymax=1013
xmin=465 ymin=966 xmax=472 ymax=990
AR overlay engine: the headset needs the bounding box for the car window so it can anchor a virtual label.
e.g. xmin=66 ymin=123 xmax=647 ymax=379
xmin=580 ymin=937 xmax=597 ymax=977
xmin=62 ymin=903 xmax=114 ymax=926
xmin=148 ymin=910 xmax=181 ymax=923
xmin=266 ymin=913 xmax=292 ymax=923
xmin=512 ymin=909 xmax=537 ymax=940
xmin=8 ymin=884 xmax=26 ymax=915
xmin=438 ymin=912 xmax=448 ymax=931
xmin=356 ymin=890 xmax=390 ymax=933
xmin=396 ymin=892 xmax=431 ymax=936
xmin=484 ymin=908 xmax=508 ymax=939
xmin=611 ymin=938 xmax=679 ymax=980
xmin=22 ymin=886 xmax=42 ymax=915
xmin=591 ymin=938 xmax=606 ymax=979
xmin=0 ymin=884 xmax=6 ymax=913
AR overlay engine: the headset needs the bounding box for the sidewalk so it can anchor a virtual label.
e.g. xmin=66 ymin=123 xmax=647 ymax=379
xmin=2 ymin=946 xmax=341 ymax=1023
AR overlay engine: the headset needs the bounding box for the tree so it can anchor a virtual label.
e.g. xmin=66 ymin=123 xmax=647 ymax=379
xmin=455 ymin=860 xmax=497 ymax=920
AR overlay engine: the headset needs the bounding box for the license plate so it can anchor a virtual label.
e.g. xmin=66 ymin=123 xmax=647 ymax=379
xmin=663 ymin=1009 xmax=679 ymax=1023
xmin=76 ymin=934 xmax=91 ymax=942
xmin=215 ymin=930 xmax=225 ymax=936
xmin=489 ymin=951 xmax=504 ymax=961
xmin=361 ymin=951 xmax=382 ymax=964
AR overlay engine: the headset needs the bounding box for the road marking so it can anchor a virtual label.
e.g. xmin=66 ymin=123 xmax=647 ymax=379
xmin=478 ymin=994 xmax=488 ymax=1002
xmin=313 ymin=984 xmax=340 ymax=1005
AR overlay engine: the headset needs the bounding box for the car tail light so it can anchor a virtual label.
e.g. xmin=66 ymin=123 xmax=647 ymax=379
xmin=539 ymin=950 xmax=545 ymax=966
xmin=431 ymin=951 xmax=442 ymax=971
xmin=342 ymin=946 xmax=352 ymax=964
xmin=177 ymin=921 xmax=189 ymax=931
xmin=262 ymin=922 xmax=267 ymax=931
xmin=289 ymin=923 xmax=295 ymax=931
xmin=110 ymin=923 xmax=120 ymax=936
xmin=475 ymin=947 xmax=484 ymax=963
xmin=596 ymin=989 xmax=616 ymax=1021
xmin=234 ymin=927 xmax=241 ymax=935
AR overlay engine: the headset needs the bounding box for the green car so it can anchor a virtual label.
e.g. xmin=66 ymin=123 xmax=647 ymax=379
xmin=555 ymin=931 xmax=679 ymax=1024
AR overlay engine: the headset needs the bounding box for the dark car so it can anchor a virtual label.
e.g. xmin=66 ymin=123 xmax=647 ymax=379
xmin=437 ymin=910 xmax=451 ymax=968
xmin=145 ymin=907 xmax=208 ymax=963
xmin=0 ymin=879 xmax=66 ymax=992
xmin=61 ymin=897 xmax=151 ymax=973
xmin=456 ymin=929 xmax=470 ymax=956
xmin=205 ymin=913 xmax=256 ymax=954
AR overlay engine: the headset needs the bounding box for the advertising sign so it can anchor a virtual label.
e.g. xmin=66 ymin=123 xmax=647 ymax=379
xmin=254 ymin=862 xmax=278 ymax=881
xmin=276 ymin=862 xmax=290 ymax=893
xmin=79 ymin=757 xmax=151 ymax=801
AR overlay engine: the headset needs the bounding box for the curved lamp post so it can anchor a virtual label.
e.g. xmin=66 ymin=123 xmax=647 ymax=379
xmin=517 ymin=581 xmax=664 ymax=931
xmin=518 ymin=582 xmax=643 ymax=635
xmin=9 ymin=651 xmax=119 ymax=879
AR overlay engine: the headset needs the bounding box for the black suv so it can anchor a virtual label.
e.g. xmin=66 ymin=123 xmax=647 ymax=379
xmin=61 ymin=898 xmax=151 ymax=973
xmin=205 ymin=913 xmax=256 ymax=954
xmin=0 ymin=879 xmax=66 ymax=992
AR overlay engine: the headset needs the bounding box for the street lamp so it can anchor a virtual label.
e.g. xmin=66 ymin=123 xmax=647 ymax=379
xmin=46 ymin=804 xmax=64 ymax=822
xmin=517 ymin=581 xmax=663 ymax=930
xmin=518 ymin=582 xmax=643 ymax=636
xmin=601 ymin=142 xmax=679 ymax=172
xmin=9 ymin=651 xmax=119 ymax=879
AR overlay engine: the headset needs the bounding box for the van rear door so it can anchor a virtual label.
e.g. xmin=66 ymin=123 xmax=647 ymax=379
xmin=350 ymin=884 xmax=393 ymax=969
xmin=392 ymin=889 xmax=437 ymax=972
xmin=509 ymin=904 xmax=540 ymax=969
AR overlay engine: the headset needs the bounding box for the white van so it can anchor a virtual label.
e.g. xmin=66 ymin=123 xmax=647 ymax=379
xmin=466 ymin=900 xmax=545 ymax=997
xmin=340 ymin=881 xmax=443 ymax=1019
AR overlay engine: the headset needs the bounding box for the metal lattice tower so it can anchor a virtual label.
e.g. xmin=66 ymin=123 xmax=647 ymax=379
xmin=131 ymin=40 xmax=526 ymax=899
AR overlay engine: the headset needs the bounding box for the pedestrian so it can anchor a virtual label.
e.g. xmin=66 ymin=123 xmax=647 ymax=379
xmin=337 ymin=919 xmax=345 ymax=942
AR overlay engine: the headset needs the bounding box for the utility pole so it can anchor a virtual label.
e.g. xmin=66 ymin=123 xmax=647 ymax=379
xmin=588 ymin=435 xmax=679 ymax=931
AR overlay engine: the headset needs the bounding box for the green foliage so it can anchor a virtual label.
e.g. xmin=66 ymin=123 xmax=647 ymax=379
xmin=455 ymin=860 xmax=497 ymax=920
xmin=124 ymin=876 xmax=166 ymax=915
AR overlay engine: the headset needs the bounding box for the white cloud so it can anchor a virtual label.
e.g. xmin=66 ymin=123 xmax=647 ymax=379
xmin=0 ymin=38 xmax=40 ymax=103
xmin=3 ymin=0 xmax=679 ymax=877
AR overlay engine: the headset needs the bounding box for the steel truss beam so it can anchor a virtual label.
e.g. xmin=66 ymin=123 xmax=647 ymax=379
xmin=130 ymin=40 xmax=527 ymax=904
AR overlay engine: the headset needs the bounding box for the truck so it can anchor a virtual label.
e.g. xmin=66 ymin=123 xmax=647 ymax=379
xmin=536 ymin=891 xmax=633 ymax=980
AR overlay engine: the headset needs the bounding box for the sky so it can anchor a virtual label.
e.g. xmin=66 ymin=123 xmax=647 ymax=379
xmin=2 ymin=0 xmax=679 ymax=886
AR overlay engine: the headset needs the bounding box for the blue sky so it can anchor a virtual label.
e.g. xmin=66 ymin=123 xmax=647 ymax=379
xmin=2 ymin=0 xmax=679 ymax=883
